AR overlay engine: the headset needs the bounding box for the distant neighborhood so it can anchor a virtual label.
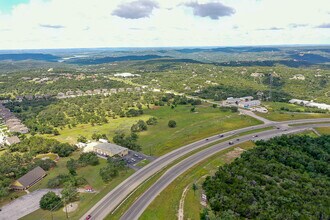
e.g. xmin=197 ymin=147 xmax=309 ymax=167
xmin=0 ymin=103 xmax=29 ymax=147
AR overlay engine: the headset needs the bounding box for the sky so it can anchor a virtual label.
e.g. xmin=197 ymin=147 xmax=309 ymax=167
xmin=0 ymin=0 xmax=329 ymax=49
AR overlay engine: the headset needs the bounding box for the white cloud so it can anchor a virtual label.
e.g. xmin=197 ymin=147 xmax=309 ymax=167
xmin=0 ymin=0 xmax=329 ymax=49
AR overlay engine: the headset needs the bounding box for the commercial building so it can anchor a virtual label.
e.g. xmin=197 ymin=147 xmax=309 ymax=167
xmin=93 ymin=142 xmax=128 ymax=157
xmin=11 ymin=166 xmax=46 ymax=190
xmin=238 ymin=100 xmax=261 ymax=108
xmin=289 ymin=99 xmax=330 ymax=111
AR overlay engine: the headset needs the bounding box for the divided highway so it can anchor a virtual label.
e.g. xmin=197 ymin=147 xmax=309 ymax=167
xmin=81 ymin=118 xmax=330 ymax=220
xmin=121 ymin=123 xmax=330 ymax=220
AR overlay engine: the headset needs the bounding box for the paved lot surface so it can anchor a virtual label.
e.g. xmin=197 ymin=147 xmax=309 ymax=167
xmin=0 ymin=189 xmax=61 ymax=220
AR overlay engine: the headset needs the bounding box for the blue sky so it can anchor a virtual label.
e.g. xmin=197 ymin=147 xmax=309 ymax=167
xmin=0 ymin=0 xmax=29 ymax=13
xmin=0 ymin=0 xmax=329 ymax=49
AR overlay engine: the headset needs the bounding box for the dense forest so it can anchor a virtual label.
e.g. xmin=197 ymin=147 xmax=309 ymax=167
xmin=203 ymin=135 xmax=330 ymax=219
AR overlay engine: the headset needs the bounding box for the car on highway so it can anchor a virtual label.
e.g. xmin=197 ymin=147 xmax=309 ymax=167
xmin=205 ymin=138 xmax=209 ymax=141
xmin=229 ymin=141 xmax=234 ymax=145
xmin=252 ymin=135 xmax=259 ymax=138
xmin=219 ymin=134 xmax=224 ymax=138
xmin=86 ymin=214 xmax=92 ymax=220
xmin=236 ymin=138 xmax=240 ymax=141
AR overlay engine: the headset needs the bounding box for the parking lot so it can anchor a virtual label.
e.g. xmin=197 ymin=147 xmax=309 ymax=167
xmin=123 ymin=150 xmax=155 ymax=170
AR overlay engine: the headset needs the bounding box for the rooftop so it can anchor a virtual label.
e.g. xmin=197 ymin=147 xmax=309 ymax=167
xmin=94 ymin=142 xmax=127 ymax=155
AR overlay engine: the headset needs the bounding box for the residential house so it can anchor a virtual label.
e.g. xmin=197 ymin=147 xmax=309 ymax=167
xmin=5 ymin=136 xmax=20 ymax=145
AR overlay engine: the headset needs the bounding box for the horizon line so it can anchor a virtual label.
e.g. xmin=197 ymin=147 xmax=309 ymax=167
xmin=0 ymin=43 xmax=330 ymax=52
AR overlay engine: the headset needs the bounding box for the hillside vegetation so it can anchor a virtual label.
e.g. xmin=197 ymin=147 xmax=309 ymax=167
xmin=203 ymin=135 xmax=330 ymax=219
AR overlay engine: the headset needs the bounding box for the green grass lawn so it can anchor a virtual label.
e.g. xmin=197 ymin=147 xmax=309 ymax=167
xmin=257 ymin=102 xmax=330 ymax=121
xmin=136 ymin=159 xmax=151 ymax=168
xmin=315 ymin=127 xmax=330 ymax=135
xmin=35 ymin=153 xmax=58 ymax=161
xmin=137 ymin=105 xmax=261 ymax=156
xmin=139 ymin=141 xmax=256 ymax=220
xmin=295 ymin=130 xmax=319 ymax=137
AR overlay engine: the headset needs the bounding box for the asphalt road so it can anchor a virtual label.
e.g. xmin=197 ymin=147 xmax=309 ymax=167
xmin=81 ymin=118 xmax=330 ymax=220
xmin=120 ymin=123 xmax=330 ymax=220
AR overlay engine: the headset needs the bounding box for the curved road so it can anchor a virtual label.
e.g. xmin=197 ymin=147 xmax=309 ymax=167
xmin=121 ymin=123 xmax=330 ymax=220
xmin=81 ymin=118 xmax=330 ymax=220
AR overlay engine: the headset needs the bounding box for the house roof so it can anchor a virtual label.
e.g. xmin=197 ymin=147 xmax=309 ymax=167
xmin=94 ymin=142 xmax=127 ymax=155
xmin=6 ymin=136 xmax=20 ymax=145
xmin=13 ymin=166 xmax=46 ymax=189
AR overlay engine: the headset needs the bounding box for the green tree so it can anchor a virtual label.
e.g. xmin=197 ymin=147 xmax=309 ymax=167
xmin=77 ymin=135 xmax=87 ymax=143
xmin=146 ymin=117 xmax=158 ymax=125
xmin=168 ymin=120 xmax=177 ymax=128
xmin=66 ymin=158 xmax=77 ymax=176
xmin=192 ymin=183 xmax=198 ymax=195
xmin=78 ymin=152 xmax=99 ymax=166
xmin=61 ymin=183 xmax=78 ymax=203
xmin=40 ymin=192 xmax=61 ymax=211
xmin=99 ymin=165 xmax=119 ymax=182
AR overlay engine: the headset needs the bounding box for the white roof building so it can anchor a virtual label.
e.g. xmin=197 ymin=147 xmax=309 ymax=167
xmin=114 ymin=73 xmax=141 ymax=78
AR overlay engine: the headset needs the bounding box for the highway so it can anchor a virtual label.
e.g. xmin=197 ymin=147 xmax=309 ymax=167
xmin=81 ymin=118 xmax=330 ymax=220
xmin=120 ymin=122 xmax=330 ymax=220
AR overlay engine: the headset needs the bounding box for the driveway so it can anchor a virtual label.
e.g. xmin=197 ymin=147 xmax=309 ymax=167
xmin=0 ymin=189 xmax=61 ymax=220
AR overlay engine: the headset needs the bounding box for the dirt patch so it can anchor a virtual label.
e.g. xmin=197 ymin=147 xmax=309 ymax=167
xmin=223 ymin=147 xmax=245 ymax=163
xmin=63 ymin=202 xmax=79 ymax=213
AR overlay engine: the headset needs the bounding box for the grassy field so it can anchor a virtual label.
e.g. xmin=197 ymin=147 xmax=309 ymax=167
xmin=257 ymin=102 xmax=330 ymax=121
xmin=295 ymin=130 xmax=319 ymax=137
xmin=139 ymin=141 xmax=256 ymax=220
xmin=42 ymin=115 xmax=151 ymax=144
xmin=35 ymin=153 xmax=58 ymax=161
xmin=137 ymin=105 xmax=261 ymax=156
xmin=315 ymin=127 xmax=330 ymax=135
xmin=43 ymin=104 xmax=261 ymax=156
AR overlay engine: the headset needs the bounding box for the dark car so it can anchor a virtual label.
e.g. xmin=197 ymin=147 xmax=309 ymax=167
xmin=205 ymin=138 xmax=209 ymax=141
xmin=86 ymin=214 xmax=92 ymax=220
xmin=229 ymin=141 xmax=234 ymax=145
xmin=219 ymin=134 xmax=224 ymax=138
xmin=236 ymin=138 xmax=240 ymax=141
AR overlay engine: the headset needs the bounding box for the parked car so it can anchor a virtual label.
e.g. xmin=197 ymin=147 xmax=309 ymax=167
xmin=134 ymin=154 xmax=138 ymax=157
